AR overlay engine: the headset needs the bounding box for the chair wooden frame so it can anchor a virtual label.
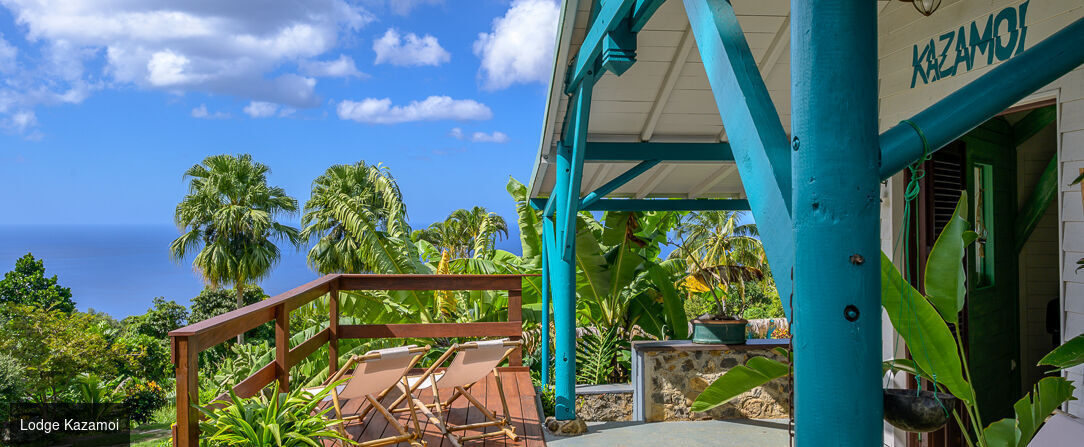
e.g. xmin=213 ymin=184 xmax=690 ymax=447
xmin=389 ymin=339 xmax=522 ymax=447
xmin=315 ymin=345 xmax=431 ymax=447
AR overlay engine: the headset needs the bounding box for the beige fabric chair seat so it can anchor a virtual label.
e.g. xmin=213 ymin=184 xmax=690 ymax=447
xmin=389 ymin=338 xmax=522 ymax=447
xmin=310 ymin=344 xmax=430 ymax=447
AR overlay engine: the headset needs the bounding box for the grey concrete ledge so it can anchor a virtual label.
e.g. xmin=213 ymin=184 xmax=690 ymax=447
xmin=631 ymin=338 xmax=790 ymax=352
xmin=576 ymin=383 xmax=633 ymax=395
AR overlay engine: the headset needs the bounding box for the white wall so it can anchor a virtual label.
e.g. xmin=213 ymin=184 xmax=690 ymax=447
xmin=877 ymin=0 xmax=1084 ymax=419
xmin=1012 ymin=115 xmax=1059 ymax=392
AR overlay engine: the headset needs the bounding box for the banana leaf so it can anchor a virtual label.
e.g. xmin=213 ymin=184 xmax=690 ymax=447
xmin=691 ymin=355 xmax=790 ymax=412
xmin=1037 ymin=334 xmax=1084 ymax=371
xmin=506 ymin=177 xmax=544 ymax=266
xmin=982 ymin=376 xmax=1076 ymax=447
xmin=646 ymin=263 xmax=688 ymax=339
xmin=881 ymin=252 xmax=974 ymax=405
xmin=923 ymin=193 xmax=977 ymax=324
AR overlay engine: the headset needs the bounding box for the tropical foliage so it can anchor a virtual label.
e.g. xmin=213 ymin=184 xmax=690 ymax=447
xmin=301 ymin=161 xmax=408 ymax=274
xmin=692 ymin=347 xmax=790 ymax=412
xmin=507 ymin=178 xmax=691 ymax=384
xmin=170 ymin=153 xmax=301 ymax=342
xmin=0 ymin=303 xmax=116 ymax=400
xmin=198 ymin=382 xmax=349 ymax=446
xmin=669 ymin=211 xmax=769 ymax=319
xmin=413 ymin=206 xmax=509 ymax=260
xmin=0 ymin=253 xmax=75 ymax=312
xmin=881 ymin=194 xmax=1075 ymax=446
xmin=1038 ymin=333 xmax=1084 ymax=371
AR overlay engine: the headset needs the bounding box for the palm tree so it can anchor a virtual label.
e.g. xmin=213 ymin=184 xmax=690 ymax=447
xmin=170 ymin=154 xmax=300 ymax=342
xmin=300 ymin=161 xmax=410 ymax=274
xmin=670 ymin=210 xmax=768 ymax=318
xmin=412 ymin=206 xmax=509 ymax=259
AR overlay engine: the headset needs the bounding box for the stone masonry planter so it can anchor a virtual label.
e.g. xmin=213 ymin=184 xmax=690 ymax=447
xmin=575 ymin=384 xmax=633 ymax=421
xmin=631 ymin=339 xmax=791 ymax=422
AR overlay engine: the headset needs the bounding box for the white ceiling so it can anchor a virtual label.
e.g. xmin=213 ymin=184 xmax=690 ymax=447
xmin=529 ymin=0 xmax=793 ymax=199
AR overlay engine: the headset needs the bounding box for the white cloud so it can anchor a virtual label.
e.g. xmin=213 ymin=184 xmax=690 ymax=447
xmin=337 ymin=96 xmax=491 ymax=124
xmin=243 ymin=101 xmax=280 ymax=118
xmin=449 ymin=127 xmax=509 ymax=143
xmin=300 ymin=55 xmax=366 ymax=78
xmin=470 ymin=131 xmax=509 ymax=143
xmin=473 ymin=0 xmax=559 ymax=90
xmin=373 ymin=29 xmax=450 ymax=67
xmin=147 ymin=50 xmax=202 ymax=86
xmin=380 ymin=0 xmax=443 ymax=16
xmin=0 ymin=35 xmax=17 ymax=72
xmin=191 ymin=104 xmax=229 ymax=119
xmin=0 ymin=0 xmax=375 ymax=128
xmin=8 ymin=110 xmax=36 ymax=132
xmin=1 ymin=109 xmax=39 ymax=138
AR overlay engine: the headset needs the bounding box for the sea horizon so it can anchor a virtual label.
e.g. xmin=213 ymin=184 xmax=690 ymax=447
xmin=0 ymin=223 xmax=523 ymax=319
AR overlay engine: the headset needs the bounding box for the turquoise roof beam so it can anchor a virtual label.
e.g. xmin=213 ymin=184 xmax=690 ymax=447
xmin=791 ymin=0 xmax=883 ymax=444
xmin=579 ymin=159 xmax=660 ymax=209
xmin=583 ymin=142 xmax=733 ymax=161
xmin=683 ymin=0 xmax=794 ymax=315
xmin=879 ymin=16 xmax=1084 ymax=180
xmin=565 ymin=0 xmax=665 ymax=94
xmin=531 ymin=198 xmax=749 ymax=212
xmin=631 ymin=0 xmax=666 ymax=31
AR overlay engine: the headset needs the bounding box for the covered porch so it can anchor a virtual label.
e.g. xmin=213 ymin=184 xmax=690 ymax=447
xmin=528 ymin=0 xmax=1084 ymax=446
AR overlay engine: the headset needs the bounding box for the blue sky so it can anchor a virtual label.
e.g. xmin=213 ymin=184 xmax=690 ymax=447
xmin=0 ymin=0 xmax=560 ymax=246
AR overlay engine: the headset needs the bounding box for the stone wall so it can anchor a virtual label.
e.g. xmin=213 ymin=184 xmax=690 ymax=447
xmin=640 ymin=343 xmax=790 ymax=422
xmin=576 ymin=391 xmax=633 ymax=421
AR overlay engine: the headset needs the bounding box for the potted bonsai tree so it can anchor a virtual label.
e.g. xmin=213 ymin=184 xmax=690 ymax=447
xmin=671 ymin=211 xmax=768 ymax=344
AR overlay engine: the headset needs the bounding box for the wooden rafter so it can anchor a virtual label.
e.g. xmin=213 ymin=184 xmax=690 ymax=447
xmin=634 ymin=164 xmax=676 ymax=198
xmin=688 ymin=163 xmax=737 ymax=198
xmin=640 ymin=25 xmax=695 ymax=141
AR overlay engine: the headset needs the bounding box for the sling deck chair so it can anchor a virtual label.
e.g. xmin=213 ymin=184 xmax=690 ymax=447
xmin=388 ymin=339 xmax=522 ymax=447
xmin=305 ymin=345 xmax=430 ymax=447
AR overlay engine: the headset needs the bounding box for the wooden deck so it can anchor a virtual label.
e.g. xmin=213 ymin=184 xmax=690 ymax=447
xmin=321 ymin=367 xmax=546 ymax=447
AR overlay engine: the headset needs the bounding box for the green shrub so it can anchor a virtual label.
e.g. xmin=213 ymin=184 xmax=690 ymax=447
xmin=112 ymin=334 xmax=172 ymax=382
xmin=124 ymin=379 xmax=168 ymax=424
xmin=539 ymin=385 xmax=555 ymax=418
xmin=0 ymin=353 xmax=25 ymax=420
xmin=198 ymin=382 xmax=349 ymax=446
xmin=0 ymin=304 xmax=118 ymax=400
xmin=148 ymin=403 xmax=176 ymax=426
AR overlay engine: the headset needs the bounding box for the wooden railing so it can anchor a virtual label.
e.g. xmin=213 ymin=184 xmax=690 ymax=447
xmin=168 ymin=274 xmax=530 ymax=447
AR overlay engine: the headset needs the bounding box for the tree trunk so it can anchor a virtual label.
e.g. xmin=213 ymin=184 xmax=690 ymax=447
xmin=235 ymin=283 xmax=245 ymax=344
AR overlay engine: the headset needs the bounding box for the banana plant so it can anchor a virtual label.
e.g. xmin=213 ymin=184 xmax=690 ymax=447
xmin=880 ymin=193 xmax=1076 ymax=447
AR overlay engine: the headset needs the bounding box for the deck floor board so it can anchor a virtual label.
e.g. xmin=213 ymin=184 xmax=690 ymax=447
xmin=321 ymin=367 xmax=544 ymax=447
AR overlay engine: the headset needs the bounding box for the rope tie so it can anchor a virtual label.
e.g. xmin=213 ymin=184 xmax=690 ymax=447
xmin=889 ymin=119 xmax=950 ymax=421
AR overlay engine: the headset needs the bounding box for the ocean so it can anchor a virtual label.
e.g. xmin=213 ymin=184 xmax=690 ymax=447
xmin=0 ymin=225 xmax=322 ymax=318
xmin=0 ymin=224 xmax=524 ymax=319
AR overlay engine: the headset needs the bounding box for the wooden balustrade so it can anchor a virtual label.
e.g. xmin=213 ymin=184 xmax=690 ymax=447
xmin=168 ymin=274 xmax=531 ymax=447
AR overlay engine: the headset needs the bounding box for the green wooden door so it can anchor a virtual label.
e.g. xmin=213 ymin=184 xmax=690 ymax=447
xmin=961 ymin=118 xmax=1020 ymax=422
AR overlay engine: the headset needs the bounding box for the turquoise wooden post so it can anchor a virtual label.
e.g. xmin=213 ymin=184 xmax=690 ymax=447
xmin=540 ymin=217 xmax=553 ymax=387
xmin=551 ymin=77 xmax=593 ymax=420
xmin=791 ymin=1 xmax=881 ymax=445
xmin=550 ymin=140 xmax=577 ymax=420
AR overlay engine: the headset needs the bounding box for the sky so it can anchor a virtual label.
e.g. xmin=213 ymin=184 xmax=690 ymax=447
xmin=0 ymin=0 xmax=561 ymax=240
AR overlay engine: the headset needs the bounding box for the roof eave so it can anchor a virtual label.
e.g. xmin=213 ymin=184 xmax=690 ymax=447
xmin=527 ymin=0 xmax=579 ymax=199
